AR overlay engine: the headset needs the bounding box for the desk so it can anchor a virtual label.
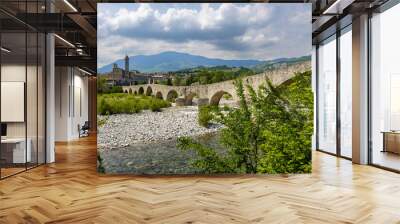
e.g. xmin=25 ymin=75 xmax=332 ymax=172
xmin=1 ymin=138 xmax=31 ymax=163
xmin=382 ymin=131 xmax=400 ymax=154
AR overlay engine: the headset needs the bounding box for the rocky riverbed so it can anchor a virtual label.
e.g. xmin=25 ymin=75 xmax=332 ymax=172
xmin=99 ymin=133 xmax=222 ymax=174
xmin=97 ymin=106 xmax=222 ymax=150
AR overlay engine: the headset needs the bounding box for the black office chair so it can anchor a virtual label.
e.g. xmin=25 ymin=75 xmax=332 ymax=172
xmin=79 ymin=121 xmax=90 ymax=138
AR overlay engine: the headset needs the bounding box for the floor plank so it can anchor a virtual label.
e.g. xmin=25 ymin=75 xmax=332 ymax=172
xmin=0 ymin=135 xmax=399 ymax=223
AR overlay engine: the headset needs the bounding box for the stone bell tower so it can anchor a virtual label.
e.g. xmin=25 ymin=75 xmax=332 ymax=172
xmin=124 ymin=54 xmax=129 ymax=79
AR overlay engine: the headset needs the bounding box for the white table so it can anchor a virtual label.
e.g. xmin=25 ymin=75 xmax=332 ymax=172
xmin=1 ymin=138 xmax=31 ymax=163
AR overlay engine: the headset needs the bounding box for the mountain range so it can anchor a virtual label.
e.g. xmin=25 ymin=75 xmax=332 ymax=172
xmin=98 ymin=51 xmax=310 ymax=74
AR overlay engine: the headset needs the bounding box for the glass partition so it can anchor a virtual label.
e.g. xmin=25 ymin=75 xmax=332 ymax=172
xmin=38 ymin=32 xmax=46 ymax=165
xmin=339 ymin=26 xmax=352 ymax=158
xmin=27 ymin=31 xmax=38 ymax=169
xmin=1 ymin=31 xmax=28 ymax=177
xmin=317 ymin=35 xmax=337 ymax=154
xmin=0 ymin=1 xmax=46 ymax=179
xmin=370 ymin=3 xmax=400 ymax=171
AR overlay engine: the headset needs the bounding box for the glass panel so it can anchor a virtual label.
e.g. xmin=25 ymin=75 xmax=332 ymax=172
xmin=371 ymin=4 xmax=400 ymax=171
xmin=27 ymin=31 xmax=38 ymax=169
xmin=318 ymin=35 xmax=337 ymax=154
xmin=26 ymin=0 xmax=40 ymax=169
xmin=38 ymin=32 xmax=45 ymax=165
xmin=0 ymin=0 xmax=46 ymax=178
xmin=340 ymin=27 xmax=352 ymax=158
xmin=1 ymin=30 xmax=27 ymax=177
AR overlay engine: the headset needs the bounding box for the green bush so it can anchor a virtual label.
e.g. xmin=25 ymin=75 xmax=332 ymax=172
xmin=198 ymin=105 xmax=216 ymax=127
xmin=97 ymin=93 xmax=171 ymax=115
xmin=223 ymin=93 xmax=233 ymax=100
xmin=97 ymin=77 xmax=123 ymax=94
xmin=149 ymin=99 xmax=169 ymax=112
xmin=178 ymin=71 xmax=313 ymax=174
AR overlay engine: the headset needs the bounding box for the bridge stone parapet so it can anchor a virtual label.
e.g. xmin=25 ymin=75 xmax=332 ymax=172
xmin=122 ymin=61 xmax=311 ymax=106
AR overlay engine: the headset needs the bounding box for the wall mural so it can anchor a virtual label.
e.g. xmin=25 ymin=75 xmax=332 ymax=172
xmin=97 ymin=3 xmax=313 ymax=174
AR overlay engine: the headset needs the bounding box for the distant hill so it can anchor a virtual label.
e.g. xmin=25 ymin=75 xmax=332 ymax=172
xmin=251 ymin=55 xmax=311 ymax=73
xmin=98 ymin=51 xmax=311 ymax=74
xmin=98 ymin=51 xmax=265 ymax=73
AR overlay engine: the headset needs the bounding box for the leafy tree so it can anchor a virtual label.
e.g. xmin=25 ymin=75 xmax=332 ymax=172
xmin=173 ymin=76 xmax=182 ymax=86
xmin=178 ymin=79 xmax=262 ymax=174
xmin=97 ymin=77 xmax=123 ymax=93
xmin=110 ymin=86 xmax=123 ymax=93
xmin=256 ymin=71 xmax=313 ymax=173
xmin=97 ymin=76 xmax=108 ymax=93
xmin=177 ymin=71 xmax=313 ymax=174
xmin=167 ymin=78 xmax=173 ymax=86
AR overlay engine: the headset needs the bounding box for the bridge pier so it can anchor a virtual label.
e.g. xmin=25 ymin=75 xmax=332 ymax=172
xmin=197 ymin=98 xmax=209 ymax=106
xmin=175 ymin=98 xmax=186 ymax=106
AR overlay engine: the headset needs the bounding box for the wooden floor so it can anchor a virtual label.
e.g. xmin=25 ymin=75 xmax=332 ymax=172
xmin=1 ymin=135 xmax=400 ymax=224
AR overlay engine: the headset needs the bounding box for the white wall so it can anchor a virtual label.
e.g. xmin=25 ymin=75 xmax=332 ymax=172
xmin=55 ymin=67 xmax=89 ymax=141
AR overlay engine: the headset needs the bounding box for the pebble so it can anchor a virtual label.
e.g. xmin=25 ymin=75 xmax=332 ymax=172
xmin=97 ymin=106 xmax=222 ymax=150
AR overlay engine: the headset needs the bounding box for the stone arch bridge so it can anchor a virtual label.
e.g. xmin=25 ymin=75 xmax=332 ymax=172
xmin=122 ymin=62 xmax=310 ymax=106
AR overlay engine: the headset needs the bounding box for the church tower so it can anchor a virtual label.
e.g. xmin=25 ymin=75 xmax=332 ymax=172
xmin=124 ymin=55 xmax=129 ymax=79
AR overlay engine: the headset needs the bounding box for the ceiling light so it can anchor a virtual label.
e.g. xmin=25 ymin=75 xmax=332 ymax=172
xmin=1 ymin=47 xmax=11 ymax=53
xmin=54 ymin=34 xmax=75 ymax=48
xmin=63 ymin=0 xmax=78 ymax=12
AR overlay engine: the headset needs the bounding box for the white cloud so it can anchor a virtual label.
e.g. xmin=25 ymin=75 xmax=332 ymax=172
xmin=97 ymin=3 xmax=311 ymax=67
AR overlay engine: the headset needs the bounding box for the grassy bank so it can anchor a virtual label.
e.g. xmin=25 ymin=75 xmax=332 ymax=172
xmin=98 ymin=93 xmax=171 ymax=115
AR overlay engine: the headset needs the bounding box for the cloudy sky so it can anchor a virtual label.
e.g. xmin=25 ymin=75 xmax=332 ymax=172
xmin=97 ymin=3 xmax=311 ymax=68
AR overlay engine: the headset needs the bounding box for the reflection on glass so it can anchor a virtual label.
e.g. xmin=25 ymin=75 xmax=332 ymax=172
xmin=1 ymin=31 xmax=27 ymax=177
xmin=318 ymin=35 xmax=337 ymax=154
xmin=0 ymin=0 xmax=47 ymax=178
xmin=371 ymin=3 xmax=400 ymax=171
xmin=27 ymin=32 xmax=38 ymax=169
xmin=340 ymin=27 xmax=352 ymax=158
xmin=38 ymin=33 xmax=46 ymax=165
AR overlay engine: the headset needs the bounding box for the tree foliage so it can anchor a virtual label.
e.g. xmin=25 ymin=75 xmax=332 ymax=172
xmin=177 ymin=71 xmax=313 ymax=174
xmin=97 ymin=93 xmax=171 ymax=115
xmin=170 ymin=67 xmax=255 ymax=86
xmin=198 ymin=105 xmax=217 ymax=127
xmin=97 ymin=76 xmax=123 ymax=93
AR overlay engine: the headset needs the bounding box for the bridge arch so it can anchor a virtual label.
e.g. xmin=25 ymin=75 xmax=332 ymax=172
xmin=167 ymin=90 xmax=178 ymax=102
xmin=124 ymin=89 xmax=128 ymax=93
xmin=184 ymin=92 xmax=197 ymax=105
xmin=210 ymin=91 xmax=233 ymax=106
xmin=155 ymin=91 xmax=163 ymax=99
xmin=134 ymin=90 xmax=137 ymax=95
xmin=128 ymin=88 xmax=132 ymax=94
xmin=138 ymin=87 xmax=144 ymax=95
xmin=146 ymin=86 xmax=153 ymax=96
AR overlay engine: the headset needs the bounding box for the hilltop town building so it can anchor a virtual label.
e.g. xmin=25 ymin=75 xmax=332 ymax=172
xmin=102 ymin=55 xmax=168 ymax=86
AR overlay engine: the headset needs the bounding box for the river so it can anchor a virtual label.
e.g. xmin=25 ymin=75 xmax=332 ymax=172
xmin=98 ymin=132 xmax=225 ymax=174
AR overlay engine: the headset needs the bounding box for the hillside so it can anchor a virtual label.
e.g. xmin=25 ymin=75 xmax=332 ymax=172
xmin=98 ymin=51 xmax=263 ymax=73
xmin=251 ymin=55 xmax=311 ymax=73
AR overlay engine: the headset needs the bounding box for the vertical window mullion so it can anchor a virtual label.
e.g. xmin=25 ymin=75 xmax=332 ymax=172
xmin=25 ymin=0 xmax=28 ymax=171
xmin=36 ymin=0 xmax=39 ymax=167
xmin=336 ymin=28 xmax=341 ymax=157
xmin=316 ymin=45 xmax=320 ymax=150
xmin=367 ymin=11 xmax=373 ymax=165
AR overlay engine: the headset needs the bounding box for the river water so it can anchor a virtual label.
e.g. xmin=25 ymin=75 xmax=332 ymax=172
xmin=99 ymin=132 xmax=225 ymax=174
